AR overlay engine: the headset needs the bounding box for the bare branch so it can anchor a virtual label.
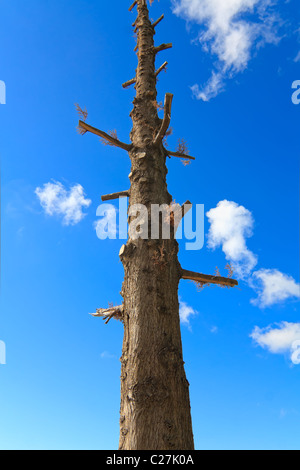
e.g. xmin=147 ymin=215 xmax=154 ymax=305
xmin=154 ymin=93 xmax=173 ymax=145
xmin=129 ymin=1 xmax=137 ymax=12
xmin=101 ymin=191 xmax=130 ymax=202
xmin=78 ymin=120 xmax=132 ymax=152
xmin=154 ymin=43 xmax=173 ymax=54
xmin=101 ymin=129 xmax=119 ymax=146
xmin=90 ymin=305 xmax=124 ymax=324
xmin=155 ymin=61 xmax=168 ymax=77
xmin=165 ymin=149 xmax=196 ymax=161
xmin=152 ymin=14 xmax=164 ymax=29
xmin=181 ymin=269 xmax=238 ymax=288
xmin=122 ymin=77 xmax=136 ymax=89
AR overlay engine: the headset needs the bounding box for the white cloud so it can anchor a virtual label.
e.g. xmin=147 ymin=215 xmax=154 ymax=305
xmin=206 ymin=200 xmax=257 ymax=278
xmin=100 ymin=351 xmax=117 ymax=360
xmin=172 ymin=0 xmax=280 ymax=100
xmin=179 ymin=299 xmax=198 ymax=327
xmin=251 ymin=269 xmax=300 ymax=308
xmin=251 ymin=322 xmax=300 ymax=364
xmin=191 ymin=71 xmax=224 ymax=101
xmin=206 ymin=200 xmax=299 ymax=309
xmin=210 ymin=325 xmax=219 ymax=334
xmin=35 ymin=181 xmax=91 ymax=226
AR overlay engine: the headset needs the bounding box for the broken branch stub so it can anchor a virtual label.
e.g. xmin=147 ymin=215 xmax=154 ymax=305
xmin=154 ymin=43 xmax=173 ymax=55
xmin=181 ymin=269 xmax=238 ymax=288
xmin=165 ymin=200 xmax=192 ymax=233
xmin=155 ymin=61 xmax=168 ymax=77
xmin=78 ymin=120 xmax=132 ymax=152
xmin=123 ymin=62 xmax=168 ymax=89
xmin=154 ymin=93 xmax=173 ymax=145
xmin=90 ymin=305 xmax=124 ymax=324
xmin=165 ymin=149 xmax=195 ymax=161
xmin=152 ymin=14 xmax=164 ymax=29
xmin=101 ymin=191 xmax=130 ymax=202
xmin=122 ymin=77 xmax=136 ymax=89
xmin=129 ymin=1 xmax=137 ymax=12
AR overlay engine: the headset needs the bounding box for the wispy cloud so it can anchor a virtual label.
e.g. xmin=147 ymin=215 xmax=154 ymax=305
xmin=210 ymin=325 xmax=219 ymax=334
xmin=35 ymin=181 xmax=91 ymax=226
xmin=191 ymin=71 xmax=224 ymax=101
xmin=172 ymin=0 xmax=281 ymax=100
xmin=294 ymin=51 xmax=300 ymax=63
xmin=100 ymin=351 xmax=117 ymax=360
xmin=206 ymin=200 xmax=257 ymax=278
xmin=179 ymin=299 xmax=198 ymax=328
xmin=251 ymin=322 xmax=300 ymax=365
xmin=294 ymin=28 xmax=300 ymax=62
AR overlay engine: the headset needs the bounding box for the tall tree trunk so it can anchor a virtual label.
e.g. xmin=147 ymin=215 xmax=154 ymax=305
xmin=85 ymin=0 xmax=236 ymax=450
xmin=119 ymin=0 xmax=194 ymax=450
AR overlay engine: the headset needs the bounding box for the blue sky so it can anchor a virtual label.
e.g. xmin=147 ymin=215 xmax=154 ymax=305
xmin=0 ymin=0 xmax=299 ymax=450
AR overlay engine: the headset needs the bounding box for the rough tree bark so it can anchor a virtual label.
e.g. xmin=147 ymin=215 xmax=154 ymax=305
xmin=81 ymin=0 xmax=238 ymax=451
xmin=119 ymin=0 xmax=194 ymax=451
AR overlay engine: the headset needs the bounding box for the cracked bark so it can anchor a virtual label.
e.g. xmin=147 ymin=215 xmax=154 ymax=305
xmin=119 ymin=0 xmax=194 ymax=451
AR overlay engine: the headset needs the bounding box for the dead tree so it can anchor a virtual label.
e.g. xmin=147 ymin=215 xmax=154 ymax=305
xmin=79 ymin=0 xmax=238 ymax=450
